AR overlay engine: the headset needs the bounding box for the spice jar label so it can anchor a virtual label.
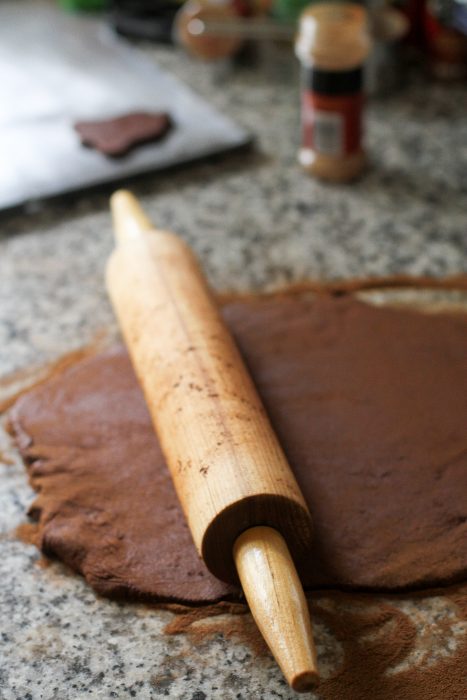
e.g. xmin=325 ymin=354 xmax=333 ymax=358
xmin=301 ymin=68 xmax=364 ymax=157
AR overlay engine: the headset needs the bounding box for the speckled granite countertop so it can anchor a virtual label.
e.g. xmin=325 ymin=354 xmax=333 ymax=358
xmin=1 ymin=2 xmax=467 ymax=698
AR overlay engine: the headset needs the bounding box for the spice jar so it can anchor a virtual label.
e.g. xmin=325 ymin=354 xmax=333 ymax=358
xmin=295 ymin=3 xmax=371 ymax=182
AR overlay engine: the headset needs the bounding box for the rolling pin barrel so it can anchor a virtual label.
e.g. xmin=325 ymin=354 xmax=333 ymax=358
xmin=107 ymin=192 xmax=313 ymax=584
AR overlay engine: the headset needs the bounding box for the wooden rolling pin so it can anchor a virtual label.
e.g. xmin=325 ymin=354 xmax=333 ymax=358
xmin=106 ymin=191 xmax=318 ymax=692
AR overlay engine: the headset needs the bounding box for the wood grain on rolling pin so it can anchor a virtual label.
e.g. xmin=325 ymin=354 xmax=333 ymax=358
xmin=106 ymin=198 xmax=313 ymax=584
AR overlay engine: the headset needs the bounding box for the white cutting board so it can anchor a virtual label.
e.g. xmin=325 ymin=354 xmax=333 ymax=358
xmin=0 ymin=1 xmax=250 ymax=211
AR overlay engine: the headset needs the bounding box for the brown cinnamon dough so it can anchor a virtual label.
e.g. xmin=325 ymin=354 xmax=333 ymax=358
xmin=10 ymin=294 xmax=467 ymax=603
xmin=74 ymin=112 xmax=172 ymax=157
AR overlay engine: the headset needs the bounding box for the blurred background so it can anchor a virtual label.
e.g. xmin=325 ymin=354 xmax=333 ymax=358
xmin=0 ymin=0 xmax=467 ymax=372
xmin=0 ymin=0 xmax=466 ymax=365
xmin=1 ymin=0 xmax=466 ymax=212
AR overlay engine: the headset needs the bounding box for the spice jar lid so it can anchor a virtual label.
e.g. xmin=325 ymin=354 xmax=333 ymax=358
xmin=295 ymin=2 xmax=371 ymax=70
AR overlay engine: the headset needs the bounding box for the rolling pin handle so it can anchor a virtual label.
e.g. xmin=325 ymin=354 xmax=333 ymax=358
xmin=111 ymin=190 xmax=154 ymax=244
xmin=234 ymin=526 xmax=319 ymax=693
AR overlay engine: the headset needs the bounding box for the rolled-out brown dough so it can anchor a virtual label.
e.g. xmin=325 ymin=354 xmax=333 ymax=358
xmin=10 ymin=294 xmax=467 ymax=603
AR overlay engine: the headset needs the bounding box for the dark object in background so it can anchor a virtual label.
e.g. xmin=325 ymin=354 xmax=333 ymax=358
xmin=452 ymin=0 xmax=467 ymax=34
xmin=110 ymin=0 xmax=182 ymax=43
xmin=59 ymin=0 xmax=108 ymax=9
xmin=74 ymin=111 xmax=173 ymax=157
xmin=403 ymin=0 xmax=467 ymax=77
xmin=424 ymin=0 xmax=467 ymax=78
